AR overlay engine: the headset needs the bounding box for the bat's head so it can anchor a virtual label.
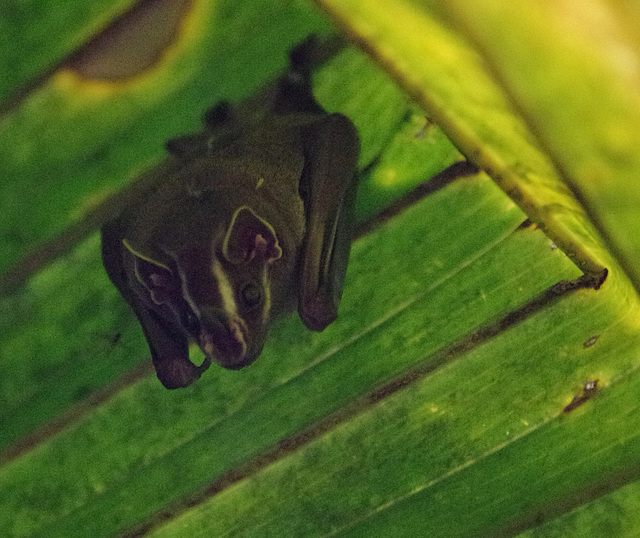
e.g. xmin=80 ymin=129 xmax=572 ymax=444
xmin=126 ymin=206 xmax=283 ymax=370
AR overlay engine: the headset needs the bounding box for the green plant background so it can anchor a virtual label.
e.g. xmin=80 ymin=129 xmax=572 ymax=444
xmin=1 ymin=0 xmax=640 ymax=536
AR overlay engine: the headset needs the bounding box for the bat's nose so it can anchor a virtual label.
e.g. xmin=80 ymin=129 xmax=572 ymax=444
xmin=199 ymin=310 xmax=258 ymax=369
xmin=219 ymin=351 xmax=260 ymax=370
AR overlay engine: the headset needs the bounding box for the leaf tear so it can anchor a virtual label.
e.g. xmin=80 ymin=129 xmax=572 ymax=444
xmin=563 ymin=379 xmax=599 ymax=413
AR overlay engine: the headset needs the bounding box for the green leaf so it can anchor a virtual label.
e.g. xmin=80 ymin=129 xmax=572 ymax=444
xmin=434 ymin=1 xmax=640 ymax=287
xmin=314 ymin=0 xmax=640 ymax=293
xmin=2 ymin=0 xmax=640 ymax=537
xmin=0 ymin=0 xmax=136 ymax=104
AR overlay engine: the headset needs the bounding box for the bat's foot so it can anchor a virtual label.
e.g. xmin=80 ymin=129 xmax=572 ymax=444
xmin=299 ymin=295 xmax=338 ymax=332
xmin=203 ymin=101 xmax=231 ymax=130
xmin=275 ymin=35 xmax=346 ymax=116
xmin=289 ymin=34 xmax=346 ymax=74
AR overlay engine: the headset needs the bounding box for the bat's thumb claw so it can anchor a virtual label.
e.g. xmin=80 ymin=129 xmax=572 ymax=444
xmin=299 ymin=295 xmax=338 ymax=332
xmin=155 ymin=358 xmax=205 ymax=389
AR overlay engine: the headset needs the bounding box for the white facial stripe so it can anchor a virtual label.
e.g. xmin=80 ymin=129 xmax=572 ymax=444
xmin=176 ymin=264 xmax=201 ymax=318
xmin=211 ymin=257 xmax=248 ymax=352
xmin=211 ymin=257 xmax=239 ymax=320
xmin=262 ymin=266 xmax=271 ymax=322
xmin=230 ymin=320 xmax=248 ymax=355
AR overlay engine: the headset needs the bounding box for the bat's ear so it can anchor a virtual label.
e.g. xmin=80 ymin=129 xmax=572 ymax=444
xmin=123 ymin=240 xmax=181 ymax=305
xmin=222 ymin=206 xmax=282 ymax=265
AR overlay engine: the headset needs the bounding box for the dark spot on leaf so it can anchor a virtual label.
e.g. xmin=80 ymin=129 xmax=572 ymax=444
xmin=73 ymin=385 xmax=93 ymax=402
xmin=583 ymin=335 xmax=599 ymax=348
xmin=110 ymin=332 xmax=122 ymax=346
xmin=506 ymin=186 xmax=523 ymax=203
xmin=516 ymin=218 xmax=533 ymax=230
xmin=593 ymin=267 xmax=609 ymax=290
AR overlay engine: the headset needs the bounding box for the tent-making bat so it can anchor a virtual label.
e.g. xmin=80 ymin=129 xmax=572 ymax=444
xmin=101 ymin=40 xmax=360 ymax=389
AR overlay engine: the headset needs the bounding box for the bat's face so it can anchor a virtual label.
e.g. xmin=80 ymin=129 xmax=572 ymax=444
xmin=127 ymin=206 xmax=282 ymax=370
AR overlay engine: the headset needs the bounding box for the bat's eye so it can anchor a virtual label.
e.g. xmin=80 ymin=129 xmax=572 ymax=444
xmin=180 ymin=310 xmax=200 ymax=335
xmin=240 ymin=281 xmax=262 ymax=309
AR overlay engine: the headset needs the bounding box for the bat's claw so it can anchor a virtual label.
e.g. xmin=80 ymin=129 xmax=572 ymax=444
xmin=155 ymin=356 xmax=208 ymax=389
xmin=299 ymin=294 xmax=337 ymax=332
